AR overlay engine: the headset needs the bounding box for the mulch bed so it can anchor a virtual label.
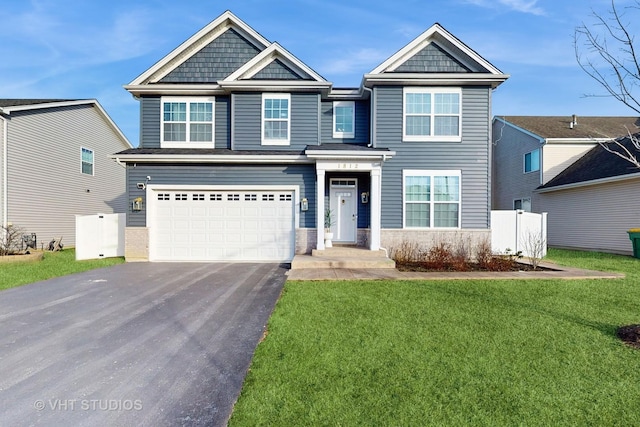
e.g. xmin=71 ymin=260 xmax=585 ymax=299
xmin=617 ymin=324 xmax=640 ymax=349
xmin=396 ymin=259 xmax=554 ymax=273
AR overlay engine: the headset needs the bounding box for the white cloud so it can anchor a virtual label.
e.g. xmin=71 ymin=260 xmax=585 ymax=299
xmin=464 ymin=0 xmax=546 ymax=16
xmin=319 ymin=48 xmax=390 ymax=76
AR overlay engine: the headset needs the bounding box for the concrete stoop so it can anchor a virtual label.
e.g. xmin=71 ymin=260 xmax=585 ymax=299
xmin=290 ymin=246 xmax=396 ymax=269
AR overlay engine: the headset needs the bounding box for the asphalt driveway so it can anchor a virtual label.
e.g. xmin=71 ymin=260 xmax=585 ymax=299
xmin=0 ymin=262 xmax=287 ymax=426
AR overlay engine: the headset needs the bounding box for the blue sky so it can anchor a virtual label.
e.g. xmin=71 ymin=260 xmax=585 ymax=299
xmin=0 ymin=0 xmax=635 ymax=145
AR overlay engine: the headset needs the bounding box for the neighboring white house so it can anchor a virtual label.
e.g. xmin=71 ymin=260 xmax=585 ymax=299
xmin=534 ymin=135 xmax=640 ymax=255
xmin=0 ymin=99 xmax=132 ymax=248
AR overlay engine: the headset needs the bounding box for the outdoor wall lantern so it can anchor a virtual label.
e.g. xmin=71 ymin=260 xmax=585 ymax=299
xmin=300 ymin=198 xmax=309 ymax=211
xmin=361 ymin=192 xmax=369 ymax=204
xmin=132 ymin=197 xmax=143 ymax=212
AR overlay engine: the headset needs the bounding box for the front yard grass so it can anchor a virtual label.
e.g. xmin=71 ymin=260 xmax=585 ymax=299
xmin=230 ymin=249 xmax=640 ymax=426
xmin=0 ymin=249 xmax=124 ymax=291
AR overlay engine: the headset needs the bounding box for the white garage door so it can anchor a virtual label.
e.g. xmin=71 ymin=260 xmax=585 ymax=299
xmin=150 ymin=190 xmax=295 ymax=261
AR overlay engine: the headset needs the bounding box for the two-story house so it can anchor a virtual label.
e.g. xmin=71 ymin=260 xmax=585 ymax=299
xmin=114 ymin=11 xmax=508 ymax=262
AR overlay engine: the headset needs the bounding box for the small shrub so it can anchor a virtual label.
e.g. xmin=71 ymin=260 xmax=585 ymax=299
xmin=475 ymin=238 xmax=493 ymax=269
xmin=0 ymin=224 xmax=25 ymax=256
xmin=391 ymin=241 xmax=422 ymax=263
xmin=424 ymin=241 xmax=454 ymax=270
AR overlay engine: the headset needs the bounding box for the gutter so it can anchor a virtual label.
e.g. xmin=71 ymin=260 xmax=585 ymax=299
xmin=535 ymin=171 xmax=640 ymax=193
xmin=1 ymin=112 xmax=7 ymax=228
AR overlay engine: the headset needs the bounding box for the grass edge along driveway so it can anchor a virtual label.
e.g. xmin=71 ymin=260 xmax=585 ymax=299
xmin=230 ymin=249 xmax=640 ymax=426
xmin=0 ymin=250 xmax=124 ymax=291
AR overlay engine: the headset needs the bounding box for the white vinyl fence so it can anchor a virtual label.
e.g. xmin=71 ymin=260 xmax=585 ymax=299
xmin=75 ymin=213 xmax=125 ymax=260
xmin=491 ymin=210 xmax=548 ymax=258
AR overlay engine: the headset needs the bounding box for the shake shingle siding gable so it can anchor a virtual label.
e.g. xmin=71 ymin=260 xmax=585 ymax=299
xmin=159 ymin=29 xmax=262 ymax=83
xmin=375 ymin=86 xmax=492 ymax=229
xmin=394 ymin=43 xmax=472 ymax=73
xmin=251 ymin=59 xmax=313 ymax=80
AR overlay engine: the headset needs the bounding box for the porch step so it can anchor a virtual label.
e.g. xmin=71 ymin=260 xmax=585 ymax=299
xmin=291 ymin=247 xmax=396 ymax=269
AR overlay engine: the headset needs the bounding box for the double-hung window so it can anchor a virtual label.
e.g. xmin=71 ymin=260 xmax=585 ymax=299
xmin=333 ymin=101 xmax=355 ymax=139
xmin=403 ymin=88 xmax=461 ymax=142
xmin=524 ymin=148 xmax=540 ymax=173
xmin=262 ymin=93 xmax=290 ymax=145
xmin=403 ymin=170 xmax=461 ymax=228
xmin=81 ymin=147 xmax=94 ymax=175
xmin=161 ymin=97 xmax=215 ymax=148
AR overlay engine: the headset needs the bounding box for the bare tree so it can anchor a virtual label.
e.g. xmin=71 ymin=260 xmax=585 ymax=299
xmin=575 ymin=0 xmax=640 ymax=167
xmin=0 ymin=224 xmax=25 ymax=256
xmin=520 ymin=230 xmax=546 ymax=270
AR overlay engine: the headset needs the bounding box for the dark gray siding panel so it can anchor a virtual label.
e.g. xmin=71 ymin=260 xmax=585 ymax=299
xmin=141 ymin=97 xmax=160 ymax=149
xmin=159 ymin=29 xmax=261 ymax=83
xmin=394 ymin=43 xmax=474 ymax=73
xmin=252 ymin=59 xmax=313 ymax=80
xmin=126 ymin=163 xmax=317 ymax=228
xmin=216 ymin=96 xmax=231 ymax=149
xmin=233 ymin=93 xmax=318 ymax=150
xmin=375 ymin=86 xmax=492 ymax=229
xmin=320 ymin=100 xmax=369 ymax=144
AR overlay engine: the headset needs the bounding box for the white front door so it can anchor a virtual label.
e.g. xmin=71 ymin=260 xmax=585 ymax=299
xmin=330 ymin=179 xmax=357 ymax=243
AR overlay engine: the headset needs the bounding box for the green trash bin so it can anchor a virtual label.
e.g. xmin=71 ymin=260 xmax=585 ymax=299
xmin=627 ymin=230 xmax=640 ymax=258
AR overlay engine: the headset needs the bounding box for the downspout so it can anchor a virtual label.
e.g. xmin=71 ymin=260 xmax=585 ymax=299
xmin=1 ymin=112 xmax=8 ymax=229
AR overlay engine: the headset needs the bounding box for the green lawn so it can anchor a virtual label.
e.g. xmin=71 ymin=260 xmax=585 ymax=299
xmin=230 ymin=249 xmax=640 ymax=426
xmin=0 ymin=249 xmax=124 ymax=291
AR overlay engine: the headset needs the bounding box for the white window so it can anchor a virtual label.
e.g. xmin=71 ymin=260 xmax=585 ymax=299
xmin=524 ymin=149 xmax=540 ymax=173
xmin=333 ymin=101 xmax=355 ymax=138
xmin=514 ymin=198 xmax=531 ymax=212
xmin=262 ymin=93 xmax=290 ymax=145
xmin=403 ymin=170 xmax=461 ymax=228
xmin=81 ymin=147 xmax=94 ymax=175
xmin=161 ymin=97 xmax=215 ymax=148
xmin=403 ymin=88 xmax=461 ymax=142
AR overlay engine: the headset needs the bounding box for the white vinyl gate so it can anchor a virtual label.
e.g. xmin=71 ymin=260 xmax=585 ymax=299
xmin=75 ymin=213 xmax=125 ymax=260
xmin=491 ymin=210 xmax=548 ymax=258
xmin=149 ymin=189 xmax=295 ymax=262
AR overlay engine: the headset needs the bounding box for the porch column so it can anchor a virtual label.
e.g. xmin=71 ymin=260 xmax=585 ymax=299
xmin=370 ymin=167 xmax=381 ymax=251
xmin=316 ymin=168 xmax=325 ymax=250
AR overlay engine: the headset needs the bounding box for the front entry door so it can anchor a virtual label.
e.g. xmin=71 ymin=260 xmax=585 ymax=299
xmin=330 ymin=179 xmax=357 ymax=243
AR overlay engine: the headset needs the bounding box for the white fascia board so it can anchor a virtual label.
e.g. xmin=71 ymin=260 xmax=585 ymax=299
xmin=129 ymin=11 xmax=270 ymax=85
xmin=545 ymin=138 xmax=607 ymax=144
xmin=326 ymin=88 xmax=366 ymax=99
xmin=370 ymin=23 xmax=504 ymax=76
xmin=363 ymin=73 xmax=509 ymax=88
xmin=223 ymin=42 xmax=327 ymax=82
xmin=493 ymin=117 xmax=545 ymax=144
xmin=124 ymin=84 xmax=224 ymax=97
xmin=535 ymin=172 xmax=640 ymax=193
xmin=111 ymin=154 xmax=312 ymax=164
xmin=305 ymin=150 xmax=395 ymax=160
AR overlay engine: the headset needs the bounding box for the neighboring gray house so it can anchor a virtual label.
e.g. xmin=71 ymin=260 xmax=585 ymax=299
xmin=114 ymin=10 xmax=508 ymax=262
xmin=0 ymin=99 xmax=132 ymax=248
xmin=492 ymin=115 xmax=639 ymax=212
xmin=535 ymin=135 xmax=640 ymax=255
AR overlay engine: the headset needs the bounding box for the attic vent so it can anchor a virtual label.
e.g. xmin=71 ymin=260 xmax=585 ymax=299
xmin=570 ymin=114 xmax=578 ymax=129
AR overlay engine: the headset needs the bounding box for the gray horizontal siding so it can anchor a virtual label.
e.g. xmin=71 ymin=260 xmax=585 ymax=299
xmin=375 ymin=86 xmax=492 ymax=229
xmin=159 ymin=29 xmax=261 ymax=83
xmin=491 ymin=120 xmax=542 ymax=211
xmin=127 ymin=163 xmax=317 ymax=228
xmin=233 ymin=93 xmax=319 ymax=150
xmin=6 ymin=104 xmax=128 ymax=247
xmin=320 ymin=100 xmax=369 ymax=144
xmin=140 ymin=96 xmax=230 ymax=149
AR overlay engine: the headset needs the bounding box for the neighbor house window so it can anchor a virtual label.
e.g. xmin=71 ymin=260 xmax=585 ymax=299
xmin=403 ymin=88 xmax=461 ymax=142
xmin=524 ymin=149 xmax=540 ymax=173
xmin=514 ymin=198 xmax=531 ymax=212
xmin=333 ymin=101 xmax=355 ymax=138
xmin=161 ymin=97 xmax=215 ymax=148
xmin=403 ymin=170 xmax=461 ymax=228
xmin=81 ymin=147 xmax=94 ymax=175
xmin=262 ymin=93 xmax=290 ymax=145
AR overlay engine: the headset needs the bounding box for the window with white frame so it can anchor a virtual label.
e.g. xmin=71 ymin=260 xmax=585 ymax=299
xmin=514 ymin=198 xmax=531 ymax=212
xmin=161 ymin=97 xmax=215 ymax=148
xmin=333 ymin=101 xmax=355 ymax=138
xmin=403 ymin=88 xmax=461 ymax=142
xmin=524 ymin=148 xmax=540 ymax=173
xmin=81 ymin=147 xmax=94 ymax=175
xmin=403 ymin=170 xmax=461 ymax=228
xmin=262 ymin=93 xmax=290 ymax=145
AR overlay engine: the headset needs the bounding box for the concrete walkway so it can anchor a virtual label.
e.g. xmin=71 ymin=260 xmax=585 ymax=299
xmin=286 ymin=260 xmax=624 ymax=281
